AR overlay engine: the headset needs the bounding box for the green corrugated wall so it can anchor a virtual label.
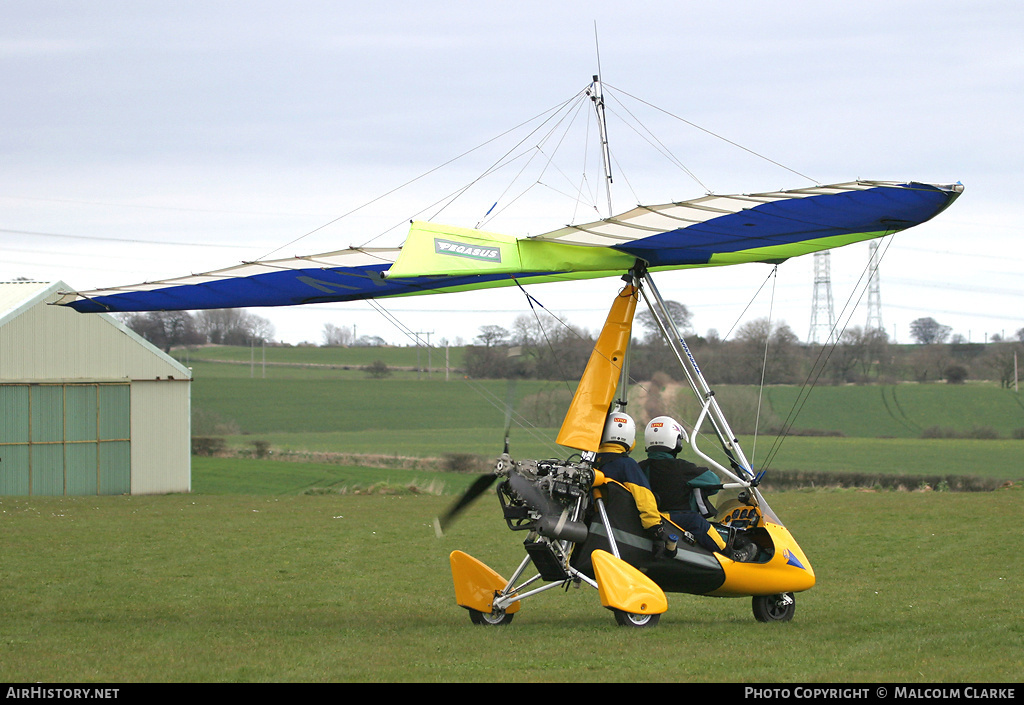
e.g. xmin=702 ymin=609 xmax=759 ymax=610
xmin=0 ymin=383 xmax=131 ymax=496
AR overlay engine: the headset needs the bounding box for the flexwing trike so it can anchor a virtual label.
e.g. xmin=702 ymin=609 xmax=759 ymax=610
xmin=52 ymin=77 xmax=960 ymax=630
xmin=450 ymin=456 xmax=814 ymax=627
xmin=446 ymin=268 xmax=814 ymax=627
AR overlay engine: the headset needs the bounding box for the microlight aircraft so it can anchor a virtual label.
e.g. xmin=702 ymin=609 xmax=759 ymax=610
xmin=55 ymin=77 xmax=962 ymax=627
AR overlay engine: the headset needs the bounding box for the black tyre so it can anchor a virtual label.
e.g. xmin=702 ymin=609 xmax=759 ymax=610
xmin=612 ymin=609 xmax=661 ymax=628
xmin=468 ymin=608 xmax=514 ymax=626
xmin=752 ymin=592 xmax=795 ymax=622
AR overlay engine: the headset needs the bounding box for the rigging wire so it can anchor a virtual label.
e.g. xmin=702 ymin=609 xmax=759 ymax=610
xmin=254 ymin=90 xmax=588 ymax=260
xmin=602 ymin=92 xmax=711 ymax=194
xmin=473 ymin=95 xmax=595 ymax=230
xmin=362 ymin=296 xmax=565 ymax=456
xmin=604 ymin=83 xmax=819 ymax=185
xmin=429 ymin=91 xmax=590 ymax=224
xmin=264 ymin=78 xmax=835 ymax=470
xmin=758 ymin=234 xmax=898 ymax=471
xmin=719 ymin=267 xmax=781 ymax=342
xmin=750 ymin=265 xmax=779 ymax=469
xmin=512 ymin=279 xmax=578 ymax=395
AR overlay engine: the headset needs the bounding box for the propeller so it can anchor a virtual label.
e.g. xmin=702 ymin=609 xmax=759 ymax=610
xmin=433 ymin=472 xmax=501 ymax=537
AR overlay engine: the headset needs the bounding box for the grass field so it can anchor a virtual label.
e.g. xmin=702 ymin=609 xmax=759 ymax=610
xmin=762 ymin=384 xmax=1024 ymax=439
xmin=182 ymin=346 xmax=1024 ymax=488
xmin=4 ymin=346 xmax=1021 ymax=682
xmin=2 ymin=474 xmax=1022 ymax=683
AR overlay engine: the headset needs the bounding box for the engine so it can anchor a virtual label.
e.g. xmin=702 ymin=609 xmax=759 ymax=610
xmin=495 ymin=456 xmax=594 ymax=543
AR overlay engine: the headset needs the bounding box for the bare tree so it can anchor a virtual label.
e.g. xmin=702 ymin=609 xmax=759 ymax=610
xmin=732 ymin=317 xmax=801 ymax=384
xmin=195 ymin=309 xmax=274 ymax=346
xmin=121 ymin=311 xmax=203 ymax=352
xmin=831 ymin=325 xmax=891 ymax=381
xmin=322 ymin=322 xmax=354 ymax=347
xmin=636 ymin=300 xmax=693 ymax=341
xmin=909 ymin=317 xmax=952 ymax=345
xmin=474 ymin=324 xmax=510 ymax=347
xmin=511 ymin=313 xmax=591 ymax=380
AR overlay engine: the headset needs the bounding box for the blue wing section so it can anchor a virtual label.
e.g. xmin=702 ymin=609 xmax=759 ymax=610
xmin=63 ymin=262 xmax=546 ymax=313
xmin=57 ymin=181 xmax=962 ymax=314
xmin=611 ymin=182 xmax=959 ymax=267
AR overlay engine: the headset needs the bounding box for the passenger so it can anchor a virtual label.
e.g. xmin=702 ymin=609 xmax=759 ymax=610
xmin=639 ymin=416 xmax=756 ymax=561
xmin=593 ymin=410 xmax=672 ymax=557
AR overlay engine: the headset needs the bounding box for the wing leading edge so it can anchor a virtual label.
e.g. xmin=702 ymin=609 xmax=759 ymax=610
xmin=55 ymin=180 xmax=962 ymax=314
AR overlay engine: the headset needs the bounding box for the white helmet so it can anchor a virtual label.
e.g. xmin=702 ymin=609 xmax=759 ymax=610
xmin=601 ymin=411 xmax=636 ymax=451
xmin=645 ymin=416 xmax=688 ymax=453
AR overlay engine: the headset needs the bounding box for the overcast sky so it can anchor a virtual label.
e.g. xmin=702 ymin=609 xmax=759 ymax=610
xmin=2 ymin=1 xmax=1021 ymax=347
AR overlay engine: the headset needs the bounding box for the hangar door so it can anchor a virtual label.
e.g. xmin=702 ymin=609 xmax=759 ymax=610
xmin=0 ymin=383 xmax=131 ymax=496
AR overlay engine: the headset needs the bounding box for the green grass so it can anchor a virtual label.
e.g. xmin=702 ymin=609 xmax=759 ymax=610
xmin=190 ymin=457 xmax=487 ymax=496
xmin=764 ymin=383 xmax=1024 ymax=439
xmin=174 ymin=344 xmax=466 ymax=371
xmin=190 ymin=376 xmax=563 ymax=435
xmin=746 ymin=436 xmax=1024 ymax=482
xmin=7 ymin=348 xmax=1021 ymax=682
xmin=219 ymin=430 xmax=1024 ymax=483
xmin=187 ymin=367 xmax=1024 ymax=485
xmin=180 ymin=346 xmax=1024 ymax=438
xmin=2 ymin=483 xmax=1021 ymax=682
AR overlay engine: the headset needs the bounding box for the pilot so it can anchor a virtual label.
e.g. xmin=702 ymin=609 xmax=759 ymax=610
xmin=593 ymin=410 xmax=672 ymax=556
xmin=639 ymin=416 xmax=756 ymax=561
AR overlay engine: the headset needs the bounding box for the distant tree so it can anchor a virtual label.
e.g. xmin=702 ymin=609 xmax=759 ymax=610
xmin=909 ymin=317 xmax=952 ymax=345
xmin=122 ymin=311 xmax=204 ymax=353
xmin=731 ymin=317 xmax=801 ymax=384
xmin=981 ymin=343 xmax=1023 ymax=389
xmin=474 ymin=324 xmax=510 ymax=347
xmin=636 ymin=300 xmax=693 ymax=341
xmin=322 ymin=322 xmax=354 ymax=346
xmin=908 ymin=345 xmax=952 ymax=383
xmin=362 ymin=360 xmax=391 ymax=378
xmin=944 ymin=365 xmax=969 ymax=384
xmin=1017 ymin=327 xmax=1024 ymax=343
xmin=845 ymin=326 xmax=891 ymax=379
xmin=195 ymin=309 xmax=274 ymax=346
xmin=510 ymin=313 xmax=591 ymax=380
xmin=464 ymin=345 xmax=506 ymax=378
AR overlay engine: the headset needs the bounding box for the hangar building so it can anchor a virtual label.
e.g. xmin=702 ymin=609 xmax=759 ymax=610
xmin=0 ymin=281 xmax=191 ymax=496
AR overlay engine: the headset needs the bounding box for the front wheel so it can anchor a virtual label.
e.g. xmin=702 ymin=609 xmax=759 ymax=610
xmin=468 ymin=607 xmax=514 ymax=626
xmin=752 ymin=592 xmax=795 ymax=622
xmin=612 ymin=609 xmax=661 ymax=628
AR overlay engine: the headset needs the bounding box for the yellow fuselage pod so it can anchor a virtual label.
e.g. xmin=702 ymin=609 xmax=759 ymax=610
xmin=710 ymin=522 xmax=816 ymax=597
xmin=449 ymin=550 xmax=520 ymax=615
xmin=591 ymin=549 xmax=668 ymax=616
xmin=555 ymin=284 xmax=639 ymax=452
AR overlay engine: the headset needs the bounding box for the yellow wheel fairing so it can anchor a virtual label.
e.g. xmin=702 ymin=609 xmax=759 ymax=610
xmin=592 ymin=549 xmax=668 ymax=616
xmin=710 ymin=522 xmax=816 ymax=597
xmin=449 ymin=550 xmax=520 ymax=615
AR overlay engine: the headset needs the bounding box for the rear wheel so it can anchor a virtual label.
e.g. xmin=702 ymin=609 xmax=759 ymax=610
xmin=612 ymin=609 xmax=661 ymax=628
xmin=468 ymin=607 xmax=514 ymax=626
xmin=752 ymin=592 xmax=795 ymax=622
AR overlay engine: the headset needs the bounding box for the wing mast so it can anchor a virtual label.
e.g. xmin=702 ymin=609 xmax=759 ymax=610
xmin=587 ymin=74 xmax=614 ymax=218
